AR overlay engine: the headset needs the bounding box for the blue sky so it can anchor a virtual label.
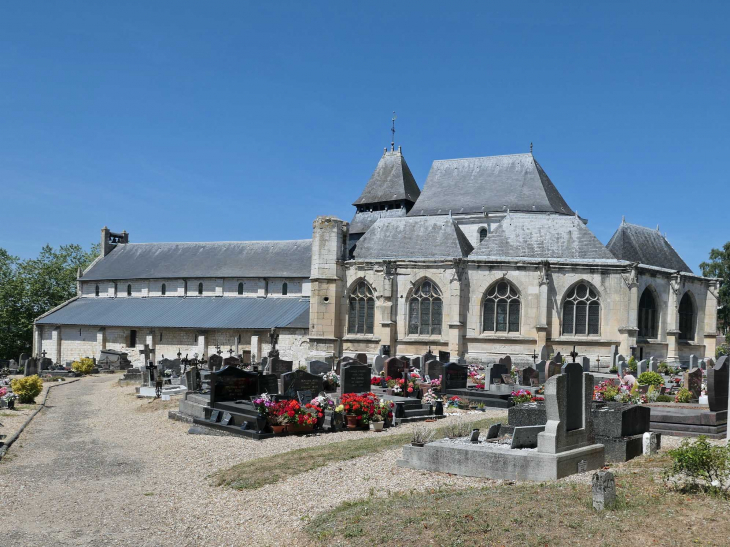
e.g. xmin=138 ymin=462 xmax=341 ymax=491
xmin=1 ymin=1 xmax=728 ymax=272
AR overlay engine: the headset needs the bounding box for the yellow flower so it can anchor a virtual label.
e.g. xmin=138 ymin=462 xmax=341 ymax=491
xmin=335 ymin=405 xmax=344 ymax=412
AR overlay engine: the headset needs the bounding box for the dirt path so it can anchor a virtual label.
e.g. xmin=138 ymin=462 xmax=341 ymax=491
xmin=0 ymin=375 xmax=506 ymax=546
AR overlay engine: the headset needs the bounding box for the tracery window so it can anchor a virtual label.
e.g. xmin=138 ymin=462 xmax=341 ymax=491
xmin=562 ymin=283 xmax=600 ymax=336
xmin=408 ymin=280 xmax=442 ymax=336
xmin=638 ymin=289 xmax=657 ymax=338
xmin=347 ymin=281 xmax=374 ymax=335
xmin=679 ymin=292 xmax=695 ymax=341
xmin=483 ymin=281 xmax=520 ymax=333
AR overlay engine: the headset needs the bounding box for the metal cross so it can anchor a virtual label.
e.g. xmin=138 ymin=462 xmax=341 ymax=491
xmin=216 ymin=345 xmax=222 ymax=356
xmin=532 ymin=349 xmax=537 ymax=364
xmin=41 ymin=350 xmax=47 ymax=359
xmin=570 ymin=345 xmax=579 ymax=363
xmin=391 ymin=111 xmax=396 ymax=151
xmin=228 ymin=348 xmax=234 ymax=357
xmin=177 ymin=349 xmax=182 ymax=360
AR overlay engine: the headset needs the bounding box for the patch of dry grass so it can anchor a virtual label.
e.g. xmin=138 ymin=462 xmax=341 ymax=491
xmin=305 ymin=452 xmax=730 ymax=546
xmin=134 ymin=398 xmax=179 ymax=413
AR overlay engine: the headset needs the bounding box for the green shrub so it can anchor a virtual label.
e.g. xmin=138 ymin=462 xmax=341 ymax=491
xmin=71 ymin=357 xmax=95 ymax=375
xmin=10 ymin=375 xmax=44 ymax=404
xmin=627 ymin=356 xmax=637 ymax=374
xmin=657 ymin=361 xmax=671 ymax=375
xmin=675 ymin=387 xmax=692 ymax=403
xmin=609 ymin=365 xmax=618 ymax=374
xmin=665 ymin=436 xmax=730 ymax=496
xmin=637 ymin=371 xmax=664 ymax=388
xmin=656 ymin=394 xmax=673 ymax=402
xmin=717 ymin=344 xmax=729 ymax=359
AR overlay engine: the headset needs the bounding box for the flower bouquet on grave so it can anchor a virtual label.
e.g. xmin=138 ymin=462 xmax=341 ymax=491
xmin=387 ymin=378 xmax=404 ymax=396
xmin=340 ymin=392 xmax=377 ymax=428
xmin=447 ymin=395 xmax=461 ymax=408
xmin=510 ymin=389 xmax=533 ymax=405
xmin=252 ymin=393 xmax=275 ymax=418
xmin=306 ymin=395 xmax=331 ymax=429
xmin=322 ymin=371 xmax=339 ymax=391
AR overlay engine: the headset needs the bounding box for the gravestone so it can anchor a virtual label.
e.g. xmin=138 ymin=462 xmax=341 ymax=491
xmin=209 ymin=367 xmax=260 ymax=406
xmin=538 ymin=361 xmax=593 ymax=454
xmin=706 ymin=356 xmax=728 ymax=412
xmin=485 ymin=363 xmax=509 ymax=386
xmin=281 ymin=369 xmax=324 ymax=399
xmin=425 ymin=359 xmax=442 ymax=382
xmin=158 ymin=358 xmax=181 ymax=376
xmin=521 ymin=366 xmax=539 ymax=386
xmin=689 ymin=355 xmax=696 ymax=370
xmin=553 ymin=352 xmax=563 ymax=365
xmin=610 ymin=345 xmax=619 ymax=367
xmin=384 ymin=357 xmax=406 ymax=379
xmin=183 ymin=368 xmax=200 ymax=391
xmin=442 ymin=363 xmax=468 ymax=393
xmin=438 ymin=350 xmax=451 ymax=363
xmin=616 ymin=359 xmax=626 ymax=377
xmin=308 ymin=360 xmax=331 ymax=376
xmin=339 ymin=363 xmax=371 ymax=395
xmin=592 ymin=471 xmax=616 ymax=510
xmin=208 ymin=354 xmax=223 ymax=371
xmin=643 ymin=432 xmax=658 ymax=455
xmin=209 ymin=410 xmax=221 ymax=423
xmin=617 ymin=355 xmax=626 ymax=368
xmin=24 ymin=358 xmax=39 ymax=376
xmin=580 ymin=356 xmax=590 ymax=373
xmin=410 ymin=356 xmax=421 ymax=371
xmin=498 ymin=355 xmax=512 ymax=371
xmin=372 ymin=355 xmax=385 ymax=375
xmin=223 ymin=356 xmax=241 ymax=369
xmin=98 ymin=349 xmax=131 ymax=371
xmin=422 ymin=350 xmax=435 ymax=366
xmin=39 ymin=357 xmax=53 ymax=371
xmin=486 ymin=423 xmax=501 ymax=439
xmin=511 ymin=425 xmax=545 ymax=449
xmin=546 ymin=360 xmax=562 ymax=380
xmin=637 ymin=359 xmax=648 ymax=376
xmin=539 ymin=345 xmax=550 ymax=361
xmin=259 ymin=373 xmax=279 ymax=395
xmin=355 ymin=353 xmax=368 ymax=365
xmin=221 ymin=412 xmax=234 ymax=426
xmin=648 ymin=357 xmax=658 ymax=373
xmin=536 ymin=360 xmax=547 ymax=384
xmin=271 ymin=358 xmax=293 ymax=379
xmin=18 ymin=353 xmax=30 ymax=372
xmin=683 ymin=368 xmax=703 ymax=400
xmin=698 ymin=359 xmax=707 ymax=371
xmin=706 ymin=357 xmax=715 ymax=369
xmin=336 ymin=356 xmax=355 ymax=375
xmin=379 ymin=345 xmax=391 ymax=357
xmin=297 ymin=390 xmax=313 ymax=405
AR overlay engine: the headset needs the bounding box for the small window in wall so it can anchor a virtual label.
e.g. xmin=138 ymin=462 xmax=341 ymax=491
xmin=238 ymin=282 xmax=244 ymax=295
xmin=113 ymin=282 xmax=118 ymax=297
xmin=127 ymin=284 xmax=132 ymax=296
xmin=130 ymin=329 xmax=137 ymax=348
xmin=282 ymin=282 xmax=288 ymax=296
xmin=161 ymin=283 xmax=166 ymax=296
xmin=479 ymin=227 xmax=488 ymax=243
xmin=198 ymin=282 xmax=203 ymax=295
xmin=95 ymin=285 xmax=100 ymax=297
xmin=184 ymin=280 xmax=188 ymax=296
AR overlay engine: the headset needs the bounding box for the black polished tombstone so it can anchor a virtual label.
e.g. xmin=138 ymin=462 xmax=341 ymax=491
xmin=442 ymin=363 xmax=468 ymax=393
xmin=281 ymin=369 xmax=324 ymax=399
xmin=562 ymin=362 xmax=583 ymax=431
xmin=209 ymin=366 xmax=260 ymax=406
xmin=271 ymin=358 xmax=294 ymax=379
xmin=438 ymin=351 xmax=451 ymax=363
xmin=223 ymin=356 xmax=241 ymax=369
xmin=384 ymin=357 xmax=406 ymax=379
xmin=340 ymin=363 xmax=371 ymax=395
xmin=707 ymin=356 xmax=728 ymax=412
xmin=208 ymin=354 xmax=223 ymax=371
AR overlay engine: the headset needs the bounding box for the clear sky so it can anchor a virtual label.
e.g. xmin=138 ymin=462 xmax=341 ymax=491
xmin=1 ymin=1 xmax=728 ymax=273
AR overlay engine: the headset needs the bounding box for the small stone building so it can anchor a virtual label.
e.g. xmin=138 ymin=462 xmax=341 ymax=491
xmin=35 ymin=146 xmax=720 ymax=368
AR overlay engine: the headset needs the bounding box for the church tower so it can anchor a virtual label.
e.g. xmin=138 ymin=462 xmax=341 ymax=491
xmin=348 ymin=146 xmax=421 ymax=256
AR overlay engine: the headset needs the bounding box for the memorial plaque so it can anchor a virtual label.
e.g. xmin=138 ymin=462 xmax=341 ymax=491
xmin=271 ymin=358 xmax=293 ymax=379
xmin=281 ymin=369 xmax=324 ymax=398
xmin=297 ymin=390 xmax=313 ymax=405
xmin=442 ymin=363 xmax=468 ymax=393
xmin=222 ymin=412 xmax=234 ymax=425
xmin=209 ymin=410 xmax=221 ymax=423
xmin=340 ymin=363 xmax=371 ymax=394
xmin=209 ymin=367 xmax=260 ymax=405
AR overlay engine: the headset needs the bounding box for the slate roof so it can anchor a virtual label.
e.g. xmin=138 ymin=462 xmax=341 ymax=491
xmin=353 ymin=216 xmax=473 ymax=260
xmin=353 ymin=150 xmax=421 ymax=206
xmin=349 ymin=207 xmax=408 ymax=235
xmin=470 ymin=213 xmax=617 ymax=261
xmin=606 ymin=222 xmax=692 ymax=273
xmin=81 ymin=240 xmax=312 ymax=281
xmin=409 ymin=153 xmax=574 ymax=217
xmin=35 ymin=297 xmax=310 ymax=329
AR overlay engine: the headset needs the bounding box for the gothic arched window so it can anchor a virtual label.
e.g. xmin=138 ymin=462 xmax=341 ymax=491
xmin=408 ymin=280 xmax=443 ymax=336
xmin=479 ymin=227 xmax=488 ymax=243
xmin=639 ymin=289 xmax=657 ymax=338
xmin=562 ymin=283 xmax=600 ymax=335
xmin=161 ymin=283 xmax=166 ymax=296
xmin=347 ymin=281 xmax=374 ymax=335
xmin=198 ymin=282 xmax=203 ymax=295
xmin=95 ymin=284 xmax=99 ymax=297
xmin=238 ymin=282 xmax=244 ymax=295
xmin=679 ymin=292 xmax=695 ymax=341
xmin=483 ymin=281 xmax=520 ymax=333
xmin=282 ymin=282 xmax=288 ymax=296
xmin=127 ymin=284 xmax=132 ymax=297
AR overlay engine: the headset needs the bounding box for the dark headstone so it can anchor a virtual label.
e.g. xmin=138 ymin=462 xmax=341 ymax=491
xmin=521 ymin=366 xmax=539 ymax=386
xmin=223 ymin=356 xmax=241 ymax=369
xmin=208 ymin=354 xmax=223 ymax=371
xmin=422 ymin=350 xmax=435 ymax=366
xmin=379 ymin=345 xmax=391 ymax=357
xmin=486 ymin=363 xmax=509 ymax=386
xmin=486 ymin=423 xmax=501 ymax=439
xmin=438 ymin=350 xmax=451 ymax=363
xmin=18 ymin=353 xmax=30 ymax=369
xmin=340 ymin=363 xmax=371 ymax=395
xmin=498 ymin=355 xmax=512 ymax=371
xmin=158 ymin=358 xmax=181 ymax=376
xmin=684 ymin=368 xmax=703 ymax=400
xmin=580 ymin=356 xmax=590 ymax=373
xmin=281 ymin=369 xmax=324 ymax=398
xmin=410 ymin=356 xmax=422 ymax=371
xmin=562 ymin=362 xmax=583 ymax=431
xmin=442 ymin=362 xmax=468 ymax=393
xmin=553 ymin=352 xmax=563 ymax=365
xmin=425 ymin=359 xmax=442 ymax=382
xmin=546 ymin=360 xmax=562 ymax=380
xmin=297 ymin=390 xmax=313 ymax=405
xmin=355 ymin=353 xmax=368 ymax=365
xmin=39 ymin=357 xmax=53 ymax=371
xmin=384 ymin=357 xmax=406 ymax=379
xmin=260 ymin=374 xmax=279 ymax=395
xmin=707 ymin=356 xmax=728 ymax=412
xmin=536 ymin=360 xmax=547 ymax=384
xmin=209 ymin=366 xmax=260 ymax=405
xmin=308 ymin=360 xmax=330 ymax=375
xmin=271 ymin=358 xmax=293 ymax=379
xmin=24 ymin=357 xmax=39 ymax=376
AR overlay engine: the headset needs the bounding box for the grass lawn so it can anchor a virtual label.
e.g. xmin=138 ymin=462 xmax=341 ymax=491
xmin=214 ymin=417 xmax=502 ymax=491
xmin=305 ymin=451 xmax=730 ymax=546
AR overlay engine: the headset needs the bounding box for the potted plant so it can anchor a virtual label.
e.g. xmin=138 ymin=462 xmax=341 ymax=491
xmin=370 ymin=400 xmax=392 ymax=432
xmin=411 ymin=425 xmax=435 ymax=447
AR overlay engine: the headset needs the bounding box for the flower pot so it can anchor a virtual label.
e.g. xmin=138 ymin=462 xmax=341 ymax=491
xmin=370 ymin=421 xmax=384 ymax=432
xmin=271 ymin=425 xmax=288 ymax=435
xmin=289 ymin=424 xmax=314 ymax=434
xmin=345 ymin=414 xmax=360 ymax=429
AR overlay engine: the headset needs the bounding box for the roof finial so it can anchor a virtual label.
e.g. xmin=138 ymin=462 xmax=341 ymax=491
xmin=530 ymin=142 xmax=533 ymax=154
xmin=656 ymin=224 xmax=660 ymax=232
xmin=391 ymin=111 xmax=396 ymax=152
xmin=622 ymin=215 xmax=626 ymax=224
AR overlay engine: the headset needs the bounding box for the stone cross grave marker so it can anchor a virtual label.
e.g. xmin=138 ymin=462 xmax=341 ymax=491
xmin=339 ymin=363 xmax=371 ymax=395
xmin=707 ymin=356 xmax=728 ymax=412
xmin=442 ymin=363 xmax=468 ymax=393
xmin=281 ymin=369 xmax=324 ymax=399
xmin=684 ymin=368 xmax=703 ymax=400
xmin=538 ymin=361 xmax=593 ymax=454
xmin=372 ymin=355 xmax=385 ymax=375
xmin=384 ymin=357 xmax=406 ymax=379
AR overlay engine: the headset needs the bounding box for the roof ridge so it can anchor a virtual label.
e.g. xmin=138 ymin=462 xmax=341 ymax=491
xmin=432 ymin=152 xmax=533 ymax=163
xmin=118 ymin=239 xmax=312 ymax=246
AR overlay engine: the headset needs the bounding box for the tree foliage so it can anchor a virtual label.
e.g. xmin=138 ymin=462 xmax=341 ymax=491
xmin=0 ymin=244 xmax=99 ymax=359
xmin=701 ymin=241 xmax=730 ymax=339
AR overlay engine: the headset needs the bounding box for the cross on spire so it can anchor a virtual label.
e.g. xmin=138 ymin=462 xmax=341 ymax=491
xmin=391 ymin=111 xmax=396 ymax=151
xmin=530 ymin=142 xmax=533 ymax=154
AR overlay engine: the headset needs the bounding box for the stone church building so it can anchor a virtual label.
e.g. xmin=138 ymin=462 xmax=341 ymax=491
xmin=35 ymin=145 xmax=720 ymax=368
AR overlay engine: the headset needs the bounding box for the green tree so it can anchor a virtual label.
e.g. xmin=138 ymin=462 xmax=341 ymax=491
xmin=701 ymin=241 xmax=730 ymax=340
xmin=0 ymin=243 xmax=99 ymax=359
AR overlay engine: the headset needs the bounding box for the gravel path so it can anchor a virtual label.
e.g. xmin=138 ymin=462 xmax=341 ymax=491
xmin=0 ymin=376 xmax=507 ymax=546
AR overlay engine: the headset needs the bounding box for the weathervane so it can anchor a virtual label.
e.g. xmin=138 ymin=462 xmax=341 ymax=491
xmin=391 ymin=111 xmax=396 ymax=151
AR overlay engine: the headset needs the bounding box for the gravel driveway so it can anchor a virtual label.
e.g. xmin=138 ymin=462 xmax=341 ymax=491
xmin=0 ymin=375 xmax=507 ymax=546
